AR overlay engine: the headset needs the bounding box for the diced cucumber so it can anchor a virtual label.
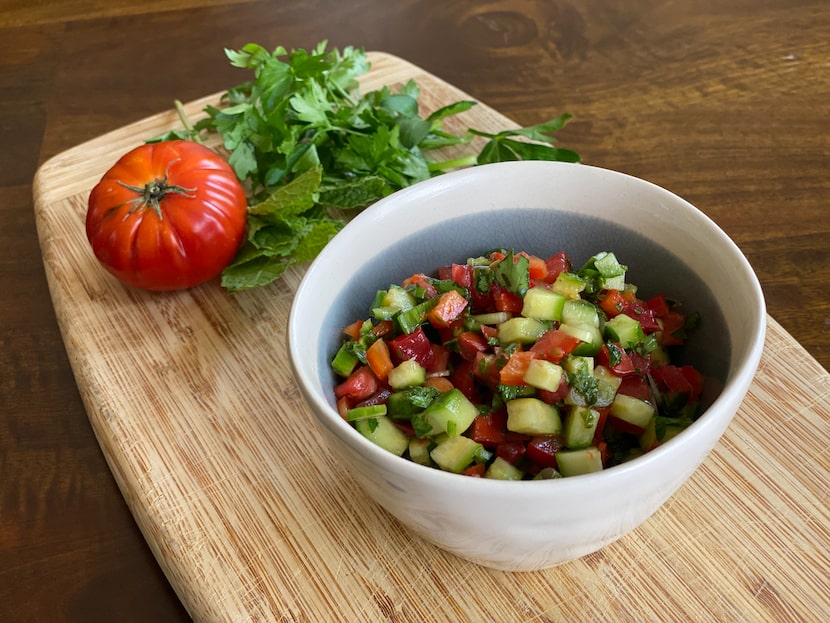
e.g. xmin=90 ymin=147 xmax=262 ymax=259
xmin=521 ymin=287 xmax=566 ymax=321
xmin=387 ymin=386 xmax=439 ymax=419
xmin=381 ymin=284 xmax=416 ymax=311
xmin=610 ymin=393 xmax=655 ymax=430
xmin=551 ymin=272 xmax=586 ymax=299
xmin=355 ymin=415 xmax=409 ymax=456
xmin=533 ymin=467 xmax=562 ymax=480
xmin=470 ymin=311 xmax=512 ymax=325
xmin=564 ymin=355 xmax=594 ymax=377
xmin=430 ymin=436 xmax=483 ymax=473
xmin=563 ymin=405 xmax=600 ymax=449
xmin=639 ymin=416 xmax=658 ymax=451
xmin=555 ymin=446 xmax=604 ymax=476
xmin=387 ymin=359 xmax=426 ymax=389
xmin=523 ymin=359 xmax=564 ymax=392
xmin=408 ymin=437 xmax=434 ymax=466
xmin=562 ymin=299 xmax=600 ymax=328
xmin=593 ymin=365 xmax=623 ymax=407
xmin=593 ymin=251 xmax=626 ymax=278
xmin=417 ymin=388 xmax=478 ymax=437
xmin=559 ymin=322 xmax=602 ymax=356
xmin=592 ymin=251 xmax=627 ymax=290
xmin=604 ymin=313 xmax=644 ymax=348
xmin=346 ymin=404 xmax=388 ymax=421
xmin=506 ymin=398 xmax=562 ymax=435
xmin=498 ymin=317 xmax=547 ymax=344
xmin=396 ymin=298 xmax=437 ymax=334
xmin=485 ymin=456 xmax=524 ymax=480
xmin=331 ymin=343 xmax=359 ymax=378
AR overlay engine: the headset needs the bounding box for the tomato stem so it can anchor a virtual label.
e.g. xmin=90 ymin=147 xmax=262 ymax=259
xmin=118 ymin=178 xmax=196 ymax=220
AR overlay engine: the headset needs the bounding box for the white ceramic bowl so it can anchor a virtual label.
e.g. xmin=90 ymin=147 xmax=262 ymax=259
xmin=288 ymin=161 xmax=766 ymax=571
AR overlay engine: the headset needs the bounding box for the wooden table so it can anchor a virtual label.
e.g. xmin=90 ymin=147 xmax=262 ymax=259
xmin=2 ymin=1 xmax=828 ymax=621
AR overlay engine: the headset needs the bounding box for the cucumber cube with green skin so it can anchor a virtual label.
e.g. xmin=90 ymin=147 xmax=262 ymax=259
xmin=346 ymin=404 xmax=388 ymax=421
xmin=408 ymin=437 xmax=434 ymax=466
xmin=555 ymin=446 xmax=604 ymax=476
xmin=418 ymin=388 xmax=479 ymax=437
xmin=521 ymin=287 xmax=566 ymax=321
xmin=562 ymin=299 xmax=600 ymax=328
xmin=563 ymin=405 xmax=600 ymax=449
xmin=430 ymin=436 xmax=483 ymax=473
xmin=355 ymin=415 xmax=409 ymax=456
xmin=387 ymin=359 xmax=426 ymax=389
xmin=498 ymin=317 xmax=547 ymax=344
xmin=593 ymin=365 xmax=623 ymax=407
xmin=506 ymin=398 xmax=562 ymax=435
xmin=551 ymin=272 xmax=586 ymax=299
xmin=559 ymin=323 xmax=602 ymax=356
xmin=610 ymin=393 xmax=655 ymax=431
xmin=564 ymin=355 xmax=594 ymax=377
xmin=523 ymin=359 xmax=564 ymax=392
xmin=485 ymin=456 xmax=524 ymax=480
xmin=604 ymin=313 xmax=645 ymax=348
xmin=381 ymin=284 xmax=416 ymax=311
xmin=331 ymin=343 xmax=359 ymax=377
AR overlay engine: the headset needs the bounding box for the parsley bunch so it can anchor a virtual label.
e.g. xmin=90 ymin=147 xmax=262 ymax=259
xmin=156 ymin=41 xmax=580 ymax=291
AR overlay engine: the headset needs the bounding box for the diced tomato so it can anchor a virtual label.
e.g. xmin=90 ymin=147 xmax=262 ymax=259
xmin=457 ymin=331 xmax=488 ymax=361
xmin=597 ymin=343 xmax=636 ymax=376
xmin=470 ymin=410 xmax=508 ymax=446
xmin=658 ymin=311 xmax=687 ymax=346
xmin=499 ymin=350 xmax=535 ymax=385
xmin=495 ymin=441 xmax=526 ymax=465
xmin=450 ymin=358 xmax=477 ymax=401
xmin=646 ymin=293 xmax=671 ymax=317
xmin=491 ymin=285 xmax=524 ymax=313
xmin=530 ymin=329 xmax=581 ymax=363
xmin=388 ymin=327 xmax=436 ymax=369
xmin=334 ymin=365 xmax=378 ymax=402
xmin=427 ymin=289 xmax=468 ymax=328
xmin=599 ymin=289 xmax=626 ymax=318
xmin=629 ymin=351 xmax=651 ymax=375
xmin=537 ymin=376 xmax=569 ymax=404
xmin=592 ymin=407 xmax=610 ymax=445
xmin=526 ymin=435 xmax=564 ymax=469
xmin=489 ymin=250 xmax=507 ymax=263
xmin=480 ymin=324 xmax=498 ymax=341
xmin=430 ymin=343 xmax=451 ymax=373
xmin=461 ymin=463 xmax=486 ymax=477
xmin=336 ymin=395 xmax=351 ymax=419
xmin=596 ymin=440 xmax=610 ymax=466
xmin=680 ymin=365 xmax=704 ymax=402
xmin=543 ymin=251 xmax=571 ymax=283
xmin=451 ymin=263 xmax=474 ymax=289
xmin=650 ymin=364 xmax=700 ymax=401
xmin=371 ymin=319 xmax=394 ymax=338
xmin=366 ymin=338 xmax=394 ymax=382
xmin=517 ymin=252 xmax=548 ymax=281
xmin=343 ymin=319 xmax=363 ymax=340
xmin=474 ymin=352 xmax=501 ymax=390
xmin=617 ymin=375 xmax=651 ymax=401
xmin=401 ymin=273 xmax=438 ymax=298
xmin=608 ymin=415 xmax=647 ymax=435
xmin=424 ymin=376 xmax=454 ymax=393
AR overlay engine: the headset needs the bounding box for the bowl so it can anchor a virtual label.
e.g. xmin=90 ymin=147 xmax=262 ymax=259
xmin=287 ymin=160 xmax=766 ymax=571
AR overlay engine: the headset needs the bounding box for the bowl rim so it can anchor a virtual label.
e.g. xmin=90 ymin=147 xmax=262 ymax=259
xmin=288 ymin=161 xmax=767 ymax=492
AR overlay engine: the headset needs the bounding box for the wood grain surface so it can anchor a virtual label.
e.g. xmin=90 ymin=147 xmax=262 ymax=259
xmin=3 ymin=1 xmax=829 ymax=621
xmin=31 ymin=51 xmax=830 ymax=623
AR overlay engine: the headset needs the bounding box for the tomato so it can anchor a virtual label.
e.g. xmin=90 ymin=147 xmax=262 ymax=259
xmin=86 ymin=140 xmax=247 ymax=291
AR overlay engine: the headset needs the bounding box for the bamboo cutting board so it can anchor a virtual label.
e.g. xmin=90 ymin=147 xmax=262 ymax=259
xmin=33 ymin=53 xmax=830 ymax=623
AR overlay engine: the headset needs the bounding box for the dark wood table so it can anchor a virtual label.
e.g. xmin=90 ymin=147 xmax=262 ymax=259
xmin=3 ymin=1 xmax=828 ymax=620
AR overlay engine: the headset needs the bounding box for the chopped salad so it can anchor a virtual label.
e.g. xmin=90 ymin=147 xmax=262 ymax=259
xmin=331 ymin=249 xmax=703 ymax=479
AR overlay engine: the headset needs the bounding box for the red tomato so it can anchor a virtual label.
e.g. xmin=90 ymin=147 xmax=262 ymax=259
xmin=86 ymin=140 xmax=247 ymax=291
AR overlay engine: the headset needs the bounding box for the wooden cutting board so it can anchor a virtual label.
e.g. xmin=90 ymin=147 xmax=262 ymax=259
xmin=33 ymin=52 xmax=830 ymax=623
